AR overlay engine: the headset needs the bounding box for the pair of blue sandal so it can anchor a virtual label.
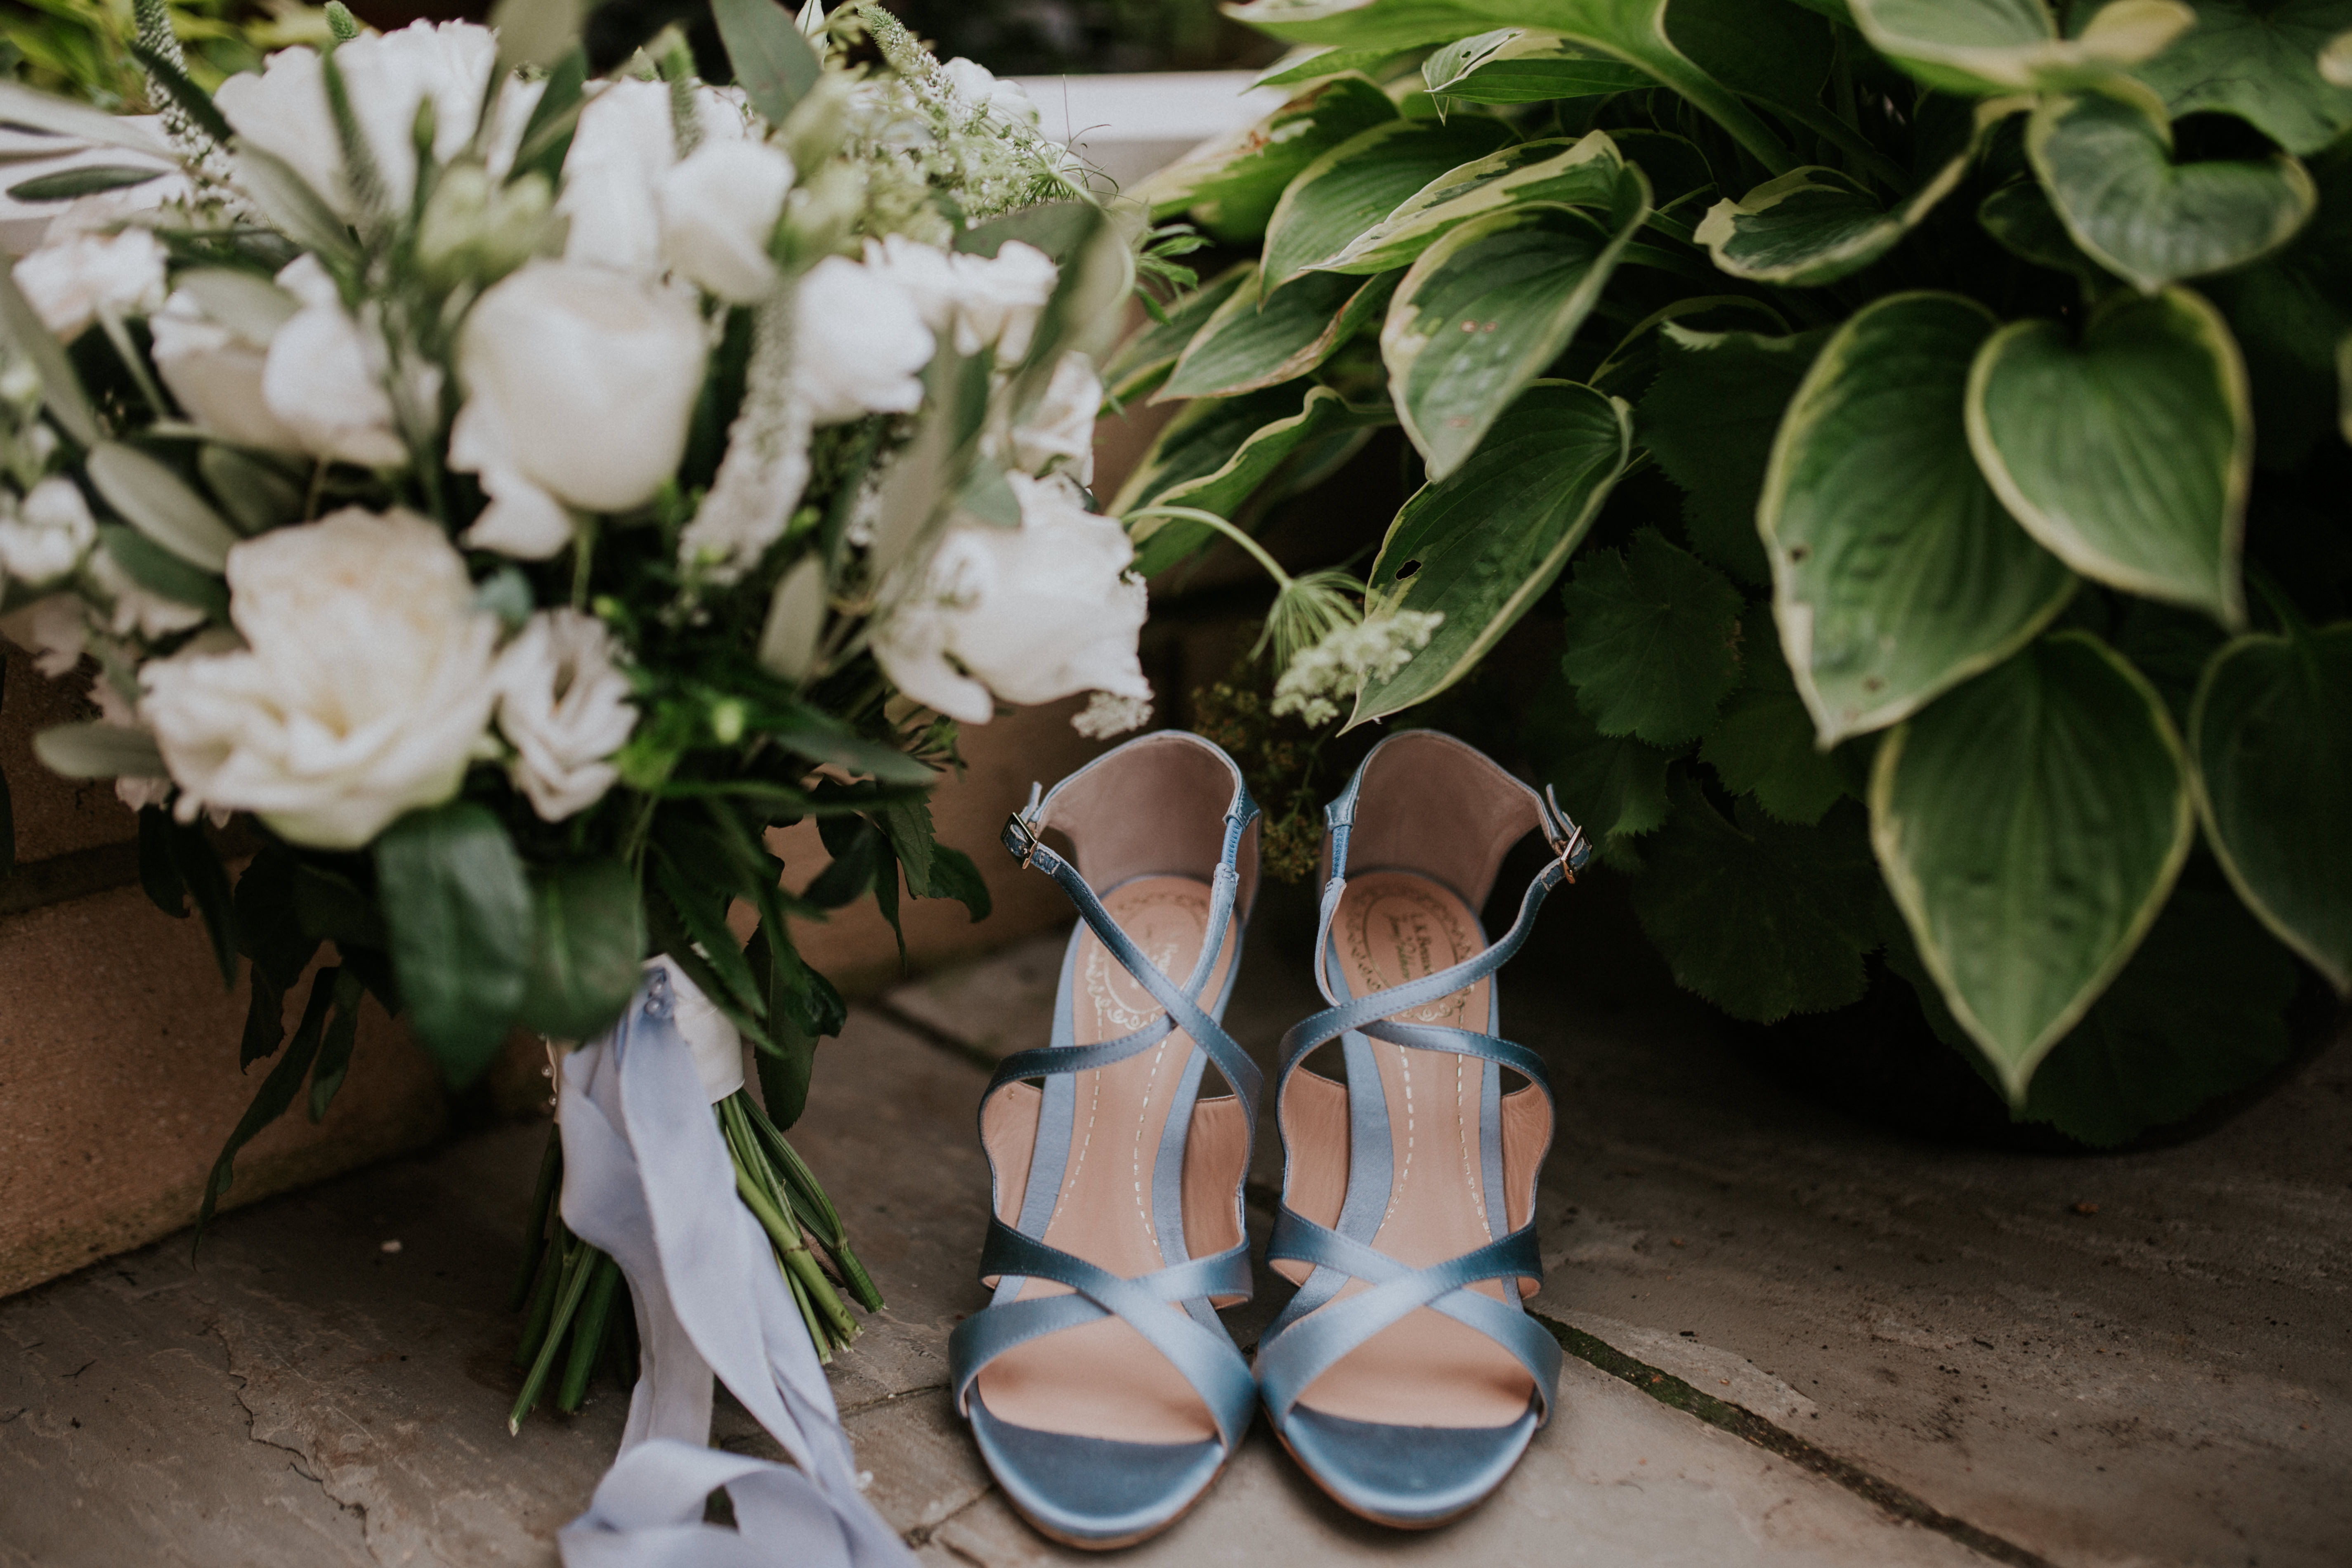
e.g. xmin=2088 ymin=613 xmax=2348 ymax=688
xmin=947 ymin=729 xmax=1588 ymax=1547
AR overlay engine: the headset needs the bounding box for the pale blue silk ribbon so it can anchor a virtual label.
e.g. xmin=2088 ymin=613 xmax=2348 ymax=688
xmin=555 ymin=968 xmax=914 ymax=1567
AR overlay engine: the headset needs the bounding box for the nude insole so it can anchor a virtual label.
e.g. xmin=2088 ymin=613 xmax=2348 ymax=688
xmin=1291 ymin=870 xmax=1536 ymax=1430
xmin=975 ymin=877 xmax=1237 ymax=1444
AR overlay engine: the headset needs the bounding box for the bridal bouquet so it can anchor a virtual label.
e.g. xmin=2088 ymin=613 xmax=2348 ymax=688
xmin=0 ymin=0 xmax=1144 ymax=1411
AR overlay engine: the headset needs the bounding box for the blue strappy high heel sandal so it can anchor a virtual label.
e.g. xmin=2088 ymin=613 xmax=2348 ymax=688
xmin=948 ymin=732 xmax=1263 ymax=1549
xmin=1255 ymin=730 xmax=1587 ymax=1528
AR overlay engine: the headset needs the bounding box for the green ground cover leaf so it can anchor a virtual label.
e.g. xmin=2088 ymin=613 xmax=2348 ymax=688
xmin=1559 ymin=527 xmax=1745 ymax=745
xmin=1700 ymin=619 xmax=1852 ymax=824
xmin=376 ymin=803 xmax=534 ymax=1085
xmin=2129 ymin=0 xmax=2352 ymax=155
xmin=1313 ymin=132 xmax=1627 ymax=275
xmin=1263 ymin=115 xmax=1517 ymax=289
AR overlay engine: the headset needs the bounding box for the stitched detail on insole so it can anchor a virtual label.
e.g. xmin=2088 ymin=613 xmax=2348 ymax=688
xmin=1341 ymin=878 xmax=1481 ymax=1228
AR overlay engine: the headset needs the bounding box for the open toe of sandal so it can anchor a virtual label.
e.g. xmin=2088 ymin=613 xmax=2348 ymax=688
xmin=1278 ymin=1405 xmax=1540 ymax=1528
xmin=968 ymin=1394 xmax=1228 ymax=1546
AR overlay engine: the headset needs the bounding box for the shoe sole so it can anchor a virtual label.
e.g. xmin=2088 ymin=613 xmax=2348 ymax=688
xmin=994 ymin=1448 xmax=1231 ymax=1552
xmin=1270 ymin=1421 xmax=1500 ymax=1533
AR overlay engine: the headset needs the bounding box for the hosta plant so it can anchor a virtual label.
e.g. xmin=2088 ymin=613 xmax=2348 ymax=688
xmin=1114 ymin=0 xmax=2352 ymax=1144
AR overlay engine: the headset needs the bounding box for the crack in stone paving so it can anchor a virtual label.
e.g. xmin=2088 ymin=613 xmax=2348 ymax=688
xmin=839 ymin=1380 xmax=950 ymax=1419
xmin=215 ymin=1323 xmax=374 ymax=1549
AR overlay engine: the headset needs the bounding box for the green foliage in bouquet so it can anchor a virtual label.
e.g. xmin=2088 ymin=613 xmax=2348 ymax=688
xmin=1117 ymin=0 xmax=2352 ymax=1144
xmin=2 ymin=0 xmax=334 ymax=111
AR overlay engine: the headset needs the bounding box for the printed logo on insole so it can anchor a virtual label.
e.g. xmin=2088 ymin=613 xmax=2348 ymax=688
xmin=1084 ymin=888 xmax=1207 ymax=1034
xmin=1343 ymin=882 xmax=1474 ymax=1025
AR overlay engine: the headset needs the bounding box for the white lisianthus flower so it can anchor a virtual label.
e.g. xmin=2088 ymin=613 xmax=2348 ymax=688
xmin=151 ymin=290 xmax=306 ymax=452
xmin=13 ymin=228 xmax=166 ymax=341
xmin=451 ymin=261 xmax=708 ymax=557
xmin=940 ymin=58 xmax=1040 ymax=128
xmin=658 ymin=139 xmax=794 ymax=304
xmin=494 ymin=608 xmax=637 ymax=821
xmin=139 ymin=508 xmax=502 ymax=848
xmin=88 ymin=548 xmax=207 ymax=641
xmin=864 ymin=234 xmax=1055 ymax=361
xmin=792 ymin=255 xmax=935 ymax=425
xmin=214 ymin=21 xmax=495 ymax=219
xmin=262 ymin=256 xmax=408 ymax=468
xmin=871 ymin=472 xmax=1149 ymax=724
xmin=1009 ymin=351 xmax=1101 ymax=486
xmin=0 ymin=477 xmax=97 ymax=586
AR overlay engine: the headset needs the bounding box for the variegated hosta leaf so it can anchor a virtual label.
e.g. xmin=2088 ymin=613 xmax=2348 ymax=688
xmin=1848 ymin=0 xmax=2193 ymax=94
xmin=1759 ymin=291 xmax=2076 ymax=746
xmin=1421 ymin=28 xmax=1651 ymax=100
xmin=2189 ymin=621 xmax=2352 ymax=993
xmin=1158 ymin=267 xmax=1397 ymax=400
xmin=1311 ymin=131 xmax=1626 ymax=275
xmin=1383 ymin=177 xmax=1651 ymax=478
xmin=1696 ymin=96 xmax=2025 ymax=286
xmin=1976 ymin=177 xmax=2104 ymax=277
xmin=1967 ymin=288 xmax=2249 ymax=626
xmin=1352 ymin=381 xmax=1632 ymax=725
xmin=1129 ymin=73 xmax=1396 ymax=242
xmin=1224 ymin=0 xmax=1509 ymax=51
xmin=1100 ymin=263 xmax=1253 ymax=404
xmin=2028 ymin=89 xmax=2318 ymax=293
xmin=1255 ymin=44 xmax=1419 ymax=86
xmin=1261 ymin=115 xmax=1517 ymax=290
xmin=1873 ymin=631 xmax=2194 ymax=1103
xmin=2129 ymin=0 xmax=2352 ymax=156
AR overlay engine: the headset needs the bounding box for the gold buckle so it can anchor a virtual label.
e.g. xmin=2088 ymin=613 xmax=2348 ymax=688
xmin=1006 ymin=812 xmax=1045 ymax=870
xmin=1551 ymin=823 xmax=1587 ymax=884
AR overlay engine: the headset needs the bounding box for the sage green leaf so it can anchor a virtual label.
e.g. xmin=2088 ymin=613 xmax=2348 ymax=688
xmin=199 ymin=445 xmax=303 ymax=534
xmin=1384 ymin=183 xmax=1648 ymax=477
xmin=2130 ymin=0 xmax=2352 ymax=155
xmin=231 ymin=146 xmax=357 ymax=269
xmin=33 ymin=720 xmax=166 ymax=778
xmin=7 ymin=164 xmax=165 ymax=202
xmin=98 ymin=525 xmax=228 ymax=621
xmin=1353 ymin=381 xmax=1632 ymax=725
xmin=0 ymin=259 xmax=99 ymax=447
xmin=1161 ymin=268 xmax=1396 ymax=400
xmin=518 ymin=857 xmax=647 ymax=1042
xmin=1967 ymin=289 xmax=2249 ymax=626
xmin=1422 ymin=28 xmax=1651 ymax=100
xmin=1872 ymin=631 xmax=2195 ymax=1103
xmin=1636 ymin=321 xmax=1830 ymax=585
xmin=1102 ymin=263 xmax=1253 ymax=403
xmin=1258 ymin=45 xmax=1419 ymax=85
xmin=1848 ymin=0 xmax=2193 ymax=94
xmin=2020 ymin=876 xmax=2299 ymax=1147
xmin=1630 ymin=788 xmax=1883 ymax=1022
xmin=375 ymin=803 xmax=534 ymax=1086
xmin=1131 ymin=74 xmax=1397 ymax=242
xmin=1312 ymin=131 xmax=1627 ymax=275
xmin=1528 ymin=678 xmax=1674 ymax=844
xmin=87 ymin=441 xmax=240 ymax=572
xmin=1263 ymin=116 xmax=1517 ymax=289
xmin=1976 ymin=177 xmax=2104 ymax=276
xmin=2187 ymin=621 xmax=2352 ymax=992
xmin=1559 ymin=526 xmax=1744 ymax=745
xmin=2028 ymin=89 xmax=2317 ymax=293
xmin=1760 ymin=292 xmax=2076 ymax=745
xmin=712 ymin=0 xmax=820 ymax=124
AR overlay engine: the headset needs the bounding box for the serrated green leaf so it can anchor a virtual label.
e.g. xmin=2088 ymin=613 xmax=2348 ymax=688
xmin=1559 ymin=526 xmax=1744 ymax=745
xmin=2129 ymin=0 xmax=2352 ymax=156
xmin=1699 ymin=622 xmax=1853 ymax=826
xmin=1872 ymin=632 xmax=2195 ymax=1103
xmin=1131 ymin=74 xmax=1398 ymax=242
xmin=2187 ymin=621 xmax=2352 ymax=992
xmin=1313 ymin=130 xmax=1628 ymax=275
xmin=1102 ymin=262 xmax=1253 ymax=403
xmin=1967 ymin=288 xmax=2248 ymax=626
xmin=1848 ymin=0 xmax=2192 ymax=94
xmin=1384 ymin=181 xmax=1648 ymax=477
xmin=1760 ymin=291 xmax=2076 ymax=746
xmin=1527 ymin=673 xmax=1674 ymax=843
xmin=1263 ymin=115 xmax=1517 ymax=290
xmin=2028 ymin=88 xmax=2317 ymax=294
xmin=1161 ymin=267 xmax=1396 ymax=399
xmin=1354 ymin=380 xmax=1632 ymax=725
xmin=518 ymin=858 xmax=647 ymax=1042
xmin=376 ymin=803 xmax=533 ymax=1086
xmin=1636 ymin=322 xmax=1830 ymax=585
xmin=1422 ymin=28 xmax=1651 ymax=100
xmin=712 ymin=0 xmax=819 ymax=124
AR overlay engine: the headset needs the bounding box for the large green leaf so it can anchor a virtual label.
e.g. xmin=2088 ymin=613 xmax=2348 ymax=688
xmin=1352 ymin=380 xmax=1632 ymax=725
xmin=1226 ymin=0 xmax=1517 ymax=50
xmin=375 ymin=803 xmax=534 ymax=1085
xmin=1558 ymin=527 xmax=1744 ymax=745
xmin=1630 ymin=788 xmax=1884 ymax=1022
xmin=1384 ymin=180 xmax=1648 ymax=477
xmin=1760 ymin=291 xmax=2076 ymax=746
xmin=1664 ymin=0 xmax=1901 ymax=185
xmin=1159 ymin=266 xmax=1396 ymax=399
xmin=1636 ymin=322 xmax=1830 ymax=585
xmin=517 ymin=857 xmax=647 ymax=1042
xmin=2200 ymin=151 xmax=2352 ymax=470
xmin=2028 ymin=88 xmax=2317 ymax=293
xmin=1967 ymin=288 xmax=2248 ymax=626
xmin=2187 ymin=621 xmax=2352 ymax=992
xmin=1263 ymin=116 xmax=1517 ymax=290
xmin=711 ymin=0 xmax=820 ymax=125
xmin=1130 ymin=73 xmax=1398 ymax=242
xmin=1257 ymin=44 xmax=1423 ymax=84
xmin=2130 ymin=0 xmax=2352 ymax=155
xmin=1101 ymin=264 xmax=1253 ymax=403
xmin=1422 ymin=28 xmax=1652 ymax=99
xmin=1976 ymin=177 xmax=2106 ymax=278
xmin=1871 ymin=631 xmax=2195 ymax=1103
xmin=1700 ymin=613 xmax=1854 ymax=824
xmin=1527 ymin=676 xmax=1675 ymax=848
xmin=1847 ymin=0 xmax=2193 ymax=94
xmin=1311 ymin=131 xmax=1627 ymax=274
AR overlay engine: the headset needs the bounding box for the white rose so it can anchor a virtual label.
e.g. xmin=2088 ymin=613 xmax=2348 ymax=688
xmin=792 ymin=255 xmax=934 ymax=425
xmin=494 ymin=608 xmax=637 ymax=821
xmin=88 ymin=548 xmax=207 ymax=641
xmin=871 ymin=472 xmax=1148 ymax=724
xmin=151 ymin=290 xmax=306 ymax=452
xmin=262 ymin=256 xmax=408 ymax=468
xmin=12 ymin=228 xmax=166 ymax=341
xmin=0 ymin=477 xmax=97 ymax=586
xmin=863 ymin=234 xmax=1055 ymax=361
xmin=658 ymin=139 xmax=794 ymax=304
xmin=214 ymin=22 xmax=495 ymax=219
xmin=139 ymin=508 xmax=501 ymax=848
xmin=450 ymin=261 xmax=709 ymax=556
xmin=559 ymin=78 xmax=674 ymax=276
xmin=1009 ymin=351 xmax=1101 ymax=486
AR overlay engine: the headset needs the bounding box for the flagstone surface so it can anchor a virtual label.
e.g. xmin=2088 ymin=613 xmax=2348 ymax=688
xmin=2 ymin=909 xmax=2346 ymax=1567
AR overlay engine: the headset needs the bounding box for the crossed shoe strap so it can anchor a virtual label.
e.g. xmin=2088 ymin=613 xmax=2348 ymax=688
xmin=948 ymin=1219 xmax=1260 ymax=1452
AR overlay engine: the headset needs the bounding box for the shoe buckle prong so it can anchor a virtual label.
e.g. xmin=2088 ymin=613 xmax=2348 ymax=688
xmin=1006 ymin=812 xmax=1045 ymax=871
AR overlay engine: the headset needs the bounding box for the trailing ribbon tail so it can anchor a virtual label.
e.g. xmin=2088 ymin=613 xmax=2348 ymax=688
xmin=554 ymin=968 xmax=914 ymax=1567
